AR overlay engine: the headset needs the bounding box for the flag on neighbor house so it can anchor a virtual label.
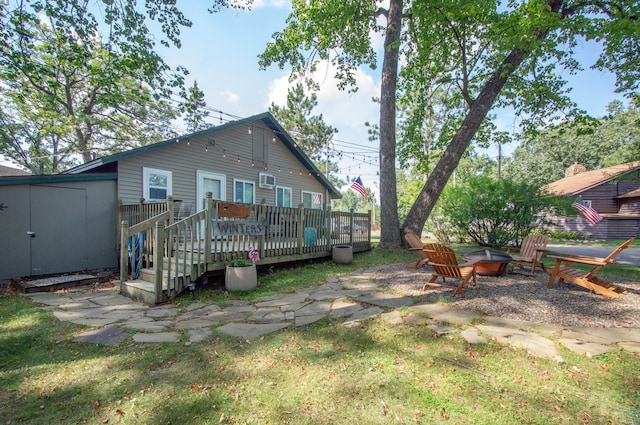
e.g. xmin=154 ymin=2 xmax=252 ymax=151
xmin=572 ymin=201 xmax=603 ymax=225
xmin=351 ymin=177 xmax=368 ymax=201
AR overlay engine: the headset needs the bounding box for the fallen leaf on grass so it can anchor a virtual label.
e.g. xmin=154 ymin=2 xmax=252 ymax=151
xmin=440 ymin=407 xmax=449 ymax=420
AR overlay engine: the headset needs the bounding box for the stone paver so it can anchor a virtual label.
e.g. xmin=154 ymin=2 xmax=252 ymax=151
xmin=23 ymin=265 xmax=640 ymax=360
xmin=74 ymin=326 xmax=129 ymax=346
xmin=133 ymin=332 xmax=179 ymax=343
xmin=476 ymin=324 xmax=564 ymax=362
xmin=216 ymin=323 xmax=291 ymax=339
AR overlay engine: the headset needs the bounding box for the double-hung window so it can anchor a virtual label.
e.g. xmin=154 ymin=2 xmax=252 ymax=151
xmin=234 ymin=179 xmax=255 ymax=204
xmin=302 ymin=191 xmax=322 ymax=209
xmin=143 ymin=167 xmax=172 ymax=201
xmin=276 ymin=186 xmax=292 ymax=208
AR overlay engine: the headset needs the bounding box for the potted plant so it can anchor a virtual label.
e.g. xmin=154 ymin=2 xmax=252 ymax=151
xmin=225 ymin=245 xmax=260 ymax=291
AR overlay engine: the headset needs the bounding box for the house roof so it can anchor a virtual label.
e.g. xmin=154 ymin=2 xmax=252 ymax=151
xmin=63 ymin=112 xmax=341 ymax=198
xmin=0 ymin=164 xmax=30 ymax=176
xmin=617 ymin=188 xmax=640 ymax=199
xmin=543 ymin=161 xmax=640 ymax=196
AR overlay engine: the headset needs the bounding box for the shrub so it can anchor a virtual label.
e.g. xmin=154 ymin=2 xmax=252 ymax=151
xmin=439 ymin=176 xmax=571 ymax=248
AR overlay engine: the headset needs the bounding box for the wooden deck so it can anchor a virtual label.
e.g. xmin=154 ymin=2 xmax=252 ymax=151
xmin=118 ymin=195 xmax=372 ymax=304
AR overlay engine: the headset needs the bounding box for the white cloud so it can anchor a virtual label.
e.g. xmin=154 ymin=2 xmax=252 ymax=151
xmin=220 ymin=90 xmax=241 ymax=105
xmin=265 ymin=61 xmax=380 ymax=137
xmin=251 ymin=0 xmax=290 ymax=9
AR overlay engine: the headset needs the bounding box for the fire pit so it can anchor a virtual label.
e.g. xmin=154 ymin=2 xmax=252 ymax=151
xmin=463 ymin=249 xmax=513 ymax=276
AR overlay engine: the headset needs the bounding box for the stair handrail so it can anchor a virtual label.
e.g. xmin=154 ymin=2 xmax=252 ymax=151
xmin=119 ymin=209 xmax=172 ymax=292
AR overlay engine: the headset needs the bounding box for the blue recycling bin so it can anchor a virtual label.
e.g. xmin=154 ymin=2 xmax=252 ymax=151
xmin=304 ymin=227 xmax=317 ymax=246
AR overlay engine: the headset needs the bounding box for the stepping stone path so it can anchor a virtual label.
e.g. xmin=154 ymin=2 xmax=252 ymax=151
xmin=26 ymin=265 xmax=640 ymax=362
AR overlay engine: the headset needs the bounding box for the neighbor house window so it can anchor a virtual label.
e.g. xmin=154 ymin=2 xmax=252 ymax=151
xmin=234 ymin=179 xmax=255 ymax=204
xmin=143 ymin=167 xmax=172 ymax=201
xmin=302 ymin=191 xmax=322 ymax=209
xmin=276 ymin=186 xmax=292 ymax=208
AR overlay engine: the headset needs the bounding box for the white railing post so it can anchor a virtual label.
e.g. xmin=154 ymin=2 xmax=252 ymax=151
xmin=154 ymin=220 xmax=164 ymax=304
xmin=297 ymin=203 xmax=304 ymax=254
xmin=119 ymin=220 xmax=129 ymax=292
xmin=204 ymin=192 xmax=213 ymax=266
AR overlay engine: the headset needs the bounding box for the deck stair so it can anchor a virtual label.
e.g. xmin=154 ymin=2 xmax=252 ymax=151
xmin=120 ymin=257 xmax=203 ymax=305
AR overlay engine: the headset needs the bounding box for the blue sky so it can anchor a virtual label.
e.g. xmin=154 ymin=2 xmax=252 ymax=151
xmin=2 ymin=1 xmax=627 ymax=199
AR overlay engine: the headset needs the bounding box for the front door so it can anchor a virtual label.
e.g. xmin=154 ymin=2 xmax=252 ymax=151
xmin=197 ymin=171 xmax=226 ymax=238
xmin=197 ymin=171 xmax=226 ymax=208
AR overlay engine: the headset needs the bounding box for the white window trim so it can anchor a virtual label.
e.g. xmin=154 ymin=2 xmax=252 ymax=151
xmin=276 ymin=186 xmax=292 ymax=208
xmin=233 ymin=178 xmax=256 ymax=204
xmin=143 ymin=167 xmax=172 ymax=201
xmin=197 ymin=171 xmax=226 ymax=202
xmin=302 ymin=190 xmax=323 ymax=209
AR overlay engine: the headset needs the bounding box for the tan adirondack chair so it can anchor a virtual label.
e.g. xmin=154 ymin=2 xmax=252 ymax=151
xmin=421 ymin=244 xmax=478 ymax=296
xmin=505 ymin=234 xmax=549 ymax=274
xmin=404 ymin=232 xmax=429 ymax=269
xmin=546 ymin=238 xmax=635 ymax=298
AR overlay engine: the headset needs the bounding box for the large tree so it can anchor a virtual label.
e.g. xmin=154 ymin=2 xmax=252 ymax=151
xmin=0 ymin=0 xmax=194 ymax=171
xmin=259 ymin=0 xmax=405 ymax=248
xmin=269 ymin=83 xmax=342 ymax=187
xmin=398 ymin=0 xmax=639 ymax=235
xmin=258 ymin=0 xmax=639 ymax=246
xmin=0 ymin=0 xmax=246 ymax=172
xmin=182 ymin=81 xmax=211 ymax=133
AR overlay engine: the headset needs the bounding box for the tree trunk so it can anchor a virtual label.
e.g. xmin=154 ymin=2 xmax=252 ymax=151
xmin=401 ymin=4 xmax=561 ymax=236
xmin=378 ymin=0 xmax=403 ymax=248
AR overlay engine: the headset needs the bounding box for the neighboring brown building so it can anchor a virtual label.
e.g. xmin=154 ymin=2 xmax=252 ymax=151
xmin=542 ymin=161 xmax=640 ymax=239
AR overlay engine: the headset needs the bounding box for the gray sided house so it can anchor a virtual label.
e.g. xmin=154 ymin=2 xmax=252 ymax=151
xmin=0 ymin=112 xmax=341 ymax=282
xmin=65 ymin=112 xmax=340 ymax=210
xmin=542 ymin=161 xmax=640 ymax=239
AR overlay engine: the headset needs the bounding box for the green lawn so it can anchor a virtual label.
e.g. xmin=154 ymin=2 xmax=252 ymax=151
xmin=1 ymin=246 xmax=639 ymax=424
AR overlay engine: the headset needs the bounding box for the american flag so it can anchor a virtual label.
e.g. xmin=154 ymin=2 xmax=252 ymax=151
xmin=572 ymin=202 xmax=603 ymax=225
xmin=351 ymin=177 xmax=368 ymax=201
xmin=313 ymin=193 xmax=322 ymax=205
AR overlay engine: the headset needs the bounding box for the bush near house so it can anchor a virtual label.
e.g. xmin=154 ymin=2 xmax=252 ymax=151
xmin=435 ymin=176 xmax=572 ymax=248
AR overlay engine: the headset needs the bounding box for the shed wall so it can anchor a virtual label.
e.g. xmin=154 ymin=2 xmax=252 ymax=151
xmin=0 ymin=180 xmax=117 ymax=280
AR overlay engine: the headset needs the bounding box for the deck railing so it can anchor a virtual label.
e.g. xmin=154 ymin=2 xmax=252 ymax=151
xmin=119 ymin=193 xmax=371 ymax=302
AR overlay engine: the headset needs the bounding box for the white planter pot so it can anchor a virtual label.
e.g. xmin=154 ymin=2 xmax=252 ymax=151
xmin=225 ymin=264 xmax=258 ymax=291
xmin=332 ymin=244 xmax=353 ymax=264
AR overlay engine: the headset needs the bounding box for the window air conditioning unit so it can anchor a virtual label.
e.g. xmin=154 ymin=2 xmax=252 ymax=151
xmin=259 ymin=173 xmax=276 ymax=189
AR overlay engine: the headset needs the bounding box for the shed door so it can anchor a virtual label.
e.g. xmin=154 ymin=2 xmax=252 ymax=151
xmin=29 ymin=185 xmax=87 ymax=275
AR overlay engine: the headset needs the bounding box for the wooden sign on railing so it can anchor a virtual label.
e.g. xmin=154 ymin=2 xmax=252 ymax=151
xmin=212 ymin=220 xmax=265 ymax=236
